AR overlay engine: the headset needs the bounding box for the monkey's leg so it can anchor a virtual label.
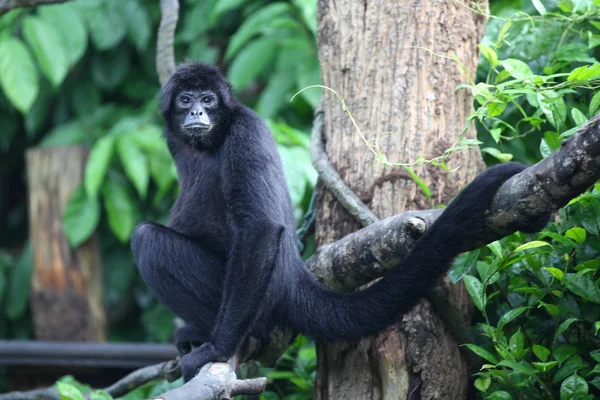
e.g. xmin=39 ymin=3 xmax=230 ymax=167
xmin=178 ymin=222 xmax=285 ymax=381
xmin=131 ymin=222 xmax=225 ymax=341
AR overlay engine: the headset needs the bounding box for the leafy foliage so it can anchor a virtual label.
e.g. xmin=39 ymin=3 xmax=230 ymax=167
xmin=451 ymin=3 xmax=600 ymax=397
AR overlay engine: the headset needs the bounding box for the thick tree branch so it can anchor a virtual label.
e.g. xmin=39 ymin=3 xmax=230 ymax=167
xmin=0 ymin=0 xmax=68 ymax=14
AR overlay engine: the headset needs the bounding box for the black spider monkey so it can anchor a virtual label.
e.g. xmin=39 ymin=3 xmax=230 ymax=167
xmin=131 ymin=62 xmax=542 ymax=382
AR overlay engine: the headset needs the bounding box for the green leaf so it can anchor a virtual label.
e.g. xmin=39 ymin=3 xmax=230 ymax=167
xmin=228 ymin=36 xmax=278 ymax=90
xmin=544 ymin=267 xmax=565 ymax=281
xmin=117 ymin=136 xmax=149 ymax=198
xmin=509 ymin=329 xmax=525 ymax=359
xmin=210 ymin=0 xmax=246 ymax=20
xmin=590 ymin=350 xmax=600 ymax=362
xmin=544 ymin=131 xmax=561 ymax=151
xmin=479 ymin=44 xmax=499 ymax=67
xmin=63 ymin=185 xmax=101 ymax=248
xmin=571 ymin=108 xmax=587 ymax=126
xmin=487 ymin=101 xmax=507 ymax=117
xmin=498 ymin=307 xmax=529 ymax=331
xmin=590 ymin=91 xmax=600 ymax=116
xmin=567 ymin=63 xmax=600 ymax=82
xmin=538 ymin=91 xmax=567 ymax=129
xmin=225 ymin=2 xmax=291 ymax=60
xmin=78 ymin=1 xmax=126 ymax=51
xmin=587 ymin=364 xmax=600 ymax=376
xmin=474 ymin=376 xmax=491 ymax=392
xmin=0 ymin=37 xmax=39 ymax=114
xmin=40 ymin=122 xmax=87 ymax=147
xmin=38 ymin=3 xmax=87 ymax=67
xmin=554 ymin=345 xmax=577 ymax=363
xmin=295 ymin=59 xmax=322 ymax=107
xmin=22 ymin=15 xmax=69 ymax=87
xmin=533 ymin=361 xmax=558 ymax=372
xmin=123 ymin=1 xmax=151 ymax=51
xmin=487 ymin=241 xmax=503 ymax=258
xmin=85 ymin=135 xmax=115 ymax=198
xmin=565 ymin=273 xmax=600 ymax=303
xmin=89 ymin=390 xmax=112 ymax=400
xmin=540 ymin=302 xmax=560 ymax=316
xmin=556 ymin=318 xmax=580 ymax=339
xmin=462 ymin=344 xmax=499 ymax=364
xmin=464 ymin=275 xmax=486 ymax=312
xmin=565 ymin=227 xmax=586 ymax=244
xmin=256 ymin=69 xmax=295 ymax=119
xmin=4 ymin=244 xmax=33 ymax=320
xmin=56 ymin=382 xmax=84 ymax=400
xmin=560 ymin=374 xmax=589 ymax=400
xmin=481 ymin=147 xmax=513 ymax=162
xmin=102 ymin=177 xmax=139 ymax=242
xmin=486 ymin=391 xmax=512 ymax=400
xmin=513 ymin=241 xmax=552 ymax=253
xmin=532 ymin=0 xmax=547 ymax=15
xmin=497 ymin=360 xmax=537 ymax=376
xmin=449 ymin=249 xmax=480 ymax=284
xmin=533 ymin=345 xmax=551 ymax=362
xmin=500 ymin=59 xmax=533 ymax=79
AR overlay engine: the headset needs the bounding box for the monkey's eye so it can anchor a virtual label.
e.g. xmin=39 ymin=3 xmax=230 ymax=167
xmin=180 ymin=96 xmax=191 ymax=104
xmin=202 ymin=96 xmax=213 ymax=104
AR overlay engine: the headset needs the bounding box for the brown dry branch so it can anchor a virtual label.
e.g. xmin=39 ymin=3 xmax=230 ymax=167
xmin=0 ymin=0 xmax=68 ymax=14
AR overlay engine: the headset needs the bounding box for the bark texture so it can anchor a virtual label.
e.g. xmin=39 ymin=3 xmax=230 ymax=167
xmin=315 ymin=1 xmax=488 ymax=398
xmin=26 ymin=146 xmax=106 ymax=341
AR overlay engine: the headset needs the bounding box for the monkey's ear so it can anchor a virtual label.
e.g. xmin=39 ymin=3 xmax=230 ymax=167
xmin=217 ymin=80 xmax=238 ymax=110
xmin=159 ymin=78 xmax=176 ymax=114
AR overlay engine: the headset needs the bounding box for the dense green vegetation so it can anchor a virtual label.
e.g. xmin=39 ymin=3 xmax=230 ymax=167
xmin=1 ymin=0 xmax=600 ymax=399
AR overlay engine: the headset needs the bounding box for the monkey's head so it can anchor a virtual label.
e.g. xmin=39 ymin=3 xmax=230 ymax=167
xmin=160 ymin=63 xmax=239 ymax=149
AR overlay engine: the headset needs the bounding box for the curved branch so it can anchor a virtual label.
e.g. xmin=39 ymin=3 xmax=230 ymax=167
xmin=310 ymin=101 xmax=379 ymax=226
xmin=156 ymin=0 xmax=179 ymax=86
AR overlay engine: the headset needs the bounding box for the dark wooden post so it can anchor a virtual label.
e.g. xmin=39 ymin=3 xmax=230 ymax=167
xmin=26 ymin=146 xmax=106 ymax=341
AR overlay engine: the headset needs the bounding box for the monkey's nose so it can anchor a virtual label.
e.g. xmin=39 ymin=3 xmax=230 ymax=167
xmin=191 ymin=109 xmax=203 ymax=116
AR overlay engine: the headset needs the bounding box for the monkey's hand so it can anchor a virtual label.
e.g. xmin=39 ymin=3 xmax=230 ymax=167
xmin=179 ymin=342 xmax=229 ymax=382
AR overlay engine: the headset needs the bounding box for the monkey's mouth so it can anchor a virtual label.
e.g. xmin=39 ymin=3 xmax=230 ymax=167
xmin=184 ymin=123 xmax=211 ymax=130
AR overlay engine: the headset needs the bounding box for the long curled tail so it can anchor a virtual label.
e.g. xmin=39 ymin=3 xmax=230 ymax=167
xmin=287 ymin=162 xmax=530 ymax=341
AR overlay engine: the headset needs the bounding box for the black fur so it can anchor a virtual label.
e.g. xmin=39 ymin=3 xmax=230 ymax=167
xmin=131 ymin=62 xmax=538 ymax=382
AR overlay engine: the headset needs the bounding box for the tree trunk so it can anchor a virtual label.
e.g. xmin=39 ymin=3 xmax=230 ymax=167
xmin=26 ymin=146 xmax=106 ymax=341
xmin=314 ymin=1 xmax=488 ymax=399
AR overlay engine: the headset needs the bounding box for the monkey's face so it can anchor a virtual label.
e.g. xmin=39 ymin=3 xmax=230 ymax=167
xmin=172 ymin=89 xmax=221 ymax=145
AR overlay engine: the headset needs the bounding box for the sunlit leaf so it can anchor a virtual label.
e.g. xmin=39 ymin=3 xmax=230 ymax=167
xmin=102 ymin=177 xmax=139 ymax=242
xmin=500 ymin=58 xmax=533 ymax=79
xmin=225 ymin=2 xmax=291 ymax=60
xmin=22 ymin=16 xmax=69 ymax=87
xmin=63 ymin=185 xmax=101 ymax=247
xmin=85 ymin=135 xmax=115 ymax=198
xmin=513 ymin=241 xmax=552 ymax=253
xmin=228 ymin=36 xmax=278 ymax=90
xmin=117 ymin=135 xmax=149 ymax=198
xmin=0 ymin=37 xmax=38 ymax=113
xmin=462 ymin=343 xmax=498 ymax=364
xmin=38 ymin=3 xmax=87 ymax=67
xmin=122 ymin=1 xmax=151 ymax=51
xmin=464 ymin=275 xmax=486 ymax=311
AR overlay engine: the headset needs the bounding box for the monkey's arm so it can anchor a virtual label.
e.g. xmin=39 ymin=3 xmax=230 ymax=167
xmin=178 ymin=120 xmax=287 ymax=382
